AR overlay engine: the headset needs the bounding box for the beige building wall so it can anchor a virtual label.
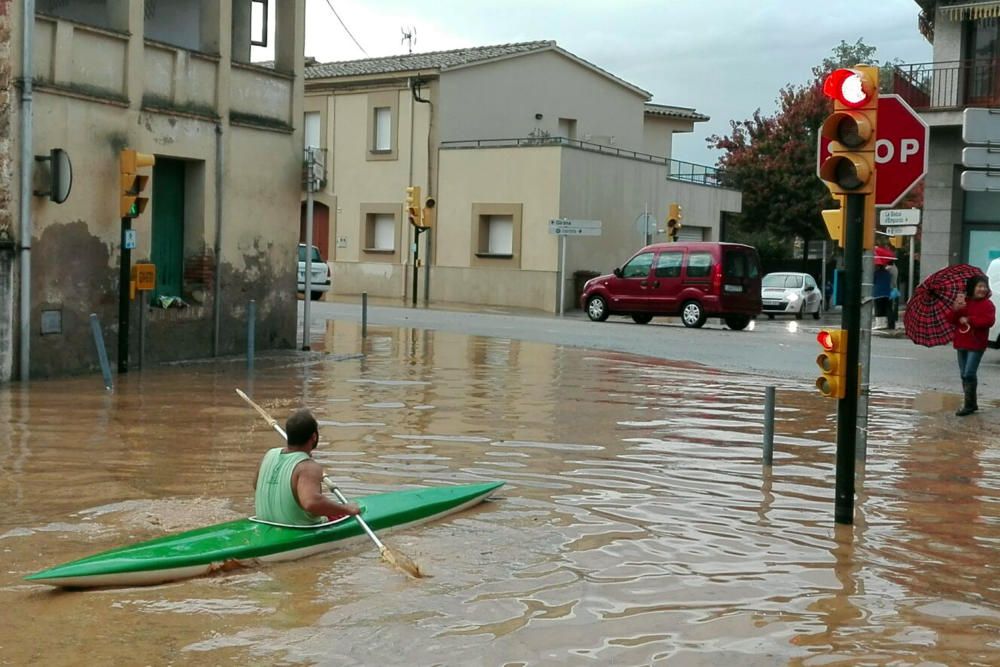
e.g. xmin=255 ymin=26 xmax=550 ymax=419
xmin=641 ymin=116 xmax=696 ymax=160
xmin=438 ymin=50 xmax=647 ymax=147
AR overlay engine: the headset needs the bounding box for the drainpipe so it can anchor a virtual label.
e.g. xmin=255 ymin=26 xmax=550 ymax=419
xmin=18 ymin=0 xmax=35 ymax=381
xmin=212 ymin=122 xmax=223 ymax=355
xmin=410 ymin=78 xmax=433 ymax=303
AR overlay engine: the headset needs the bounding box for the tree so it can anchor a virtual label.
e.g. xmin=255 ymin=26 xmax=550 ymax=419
xmin=709 ymin=39 xmax=899 ymax=258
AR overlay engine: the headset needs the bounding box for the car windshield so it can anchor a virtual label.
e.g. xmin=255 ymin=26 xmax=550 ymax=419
xmin=298 ymin=245 xmax=322 ymax=262
xmin=763 ymin=274 xmax=803 ymax=288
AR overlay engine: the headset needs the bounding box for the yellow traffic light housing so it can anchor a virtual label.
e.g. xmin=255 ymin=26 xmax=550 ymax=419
xmin=821 ymin=195 xmax=845 ymax=247
xmin=667 ymin=202 xmax=683 ymax=241
xmin=419 ymin=195 xmax=436 ymax=230
xmin=889 ymin=235 xmax=906 ymax=249
xmin=405 ymin=185 xmax=422 ymax=227
xmin=815 ymin=329 xmax=848 ymax=399
xmin=819 ymin=67 xmax=878 ymax=196
xmin=119 ymin=149 xmax=155 ymax=218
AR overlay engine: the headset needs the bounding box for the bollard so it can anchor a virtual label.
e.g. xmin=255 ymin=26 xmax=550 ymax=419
xmin=89 ymin=313 xmax=113 ymax=391
xmin=247 ymin=299 xmax=256 ymax=370
xmin=762 ymin=386 xmax=775 ymax=466
xmin=362 ymin=292 xmax=368 ymax=338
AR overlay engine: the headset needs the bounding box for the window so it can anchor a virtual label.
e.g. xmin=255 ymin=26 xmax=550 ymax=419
xmin=304 ymin=111 xmax=320 ymax=149
xmin=371 ymin=214 xmax=395 ymax=251
xmin=471 ymin=203 xmax=522 ymax=267
xmin=654 ymin=252 xmax=683 ymax=278
xmin=622 ymin=252 xmax=654 ymax=279
xmin=724 ymin=251 xmax=759 ymax=279
xmin=360 ymin=204 xmax=401 ymax=262
xmin=373 ymin=107 xmax=391 ymax=152
xmin=686 ymin=252 xmax=713 ymax=278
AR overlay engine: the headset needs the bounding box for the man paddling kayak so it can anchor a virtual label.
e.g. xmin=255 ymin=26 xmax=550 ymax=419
xmin=253 ymin=409 xmax=361 ymax=525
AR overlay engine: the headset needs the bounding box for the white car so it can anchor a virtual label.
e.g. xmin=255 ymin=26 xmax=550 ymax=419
xmin=297 ymin=243 xmax=331 ymax=300
xmin=989 ymin=258 xmax=1000 ymax=347
xmin=761 ymin=272 xmax=822 ymax=320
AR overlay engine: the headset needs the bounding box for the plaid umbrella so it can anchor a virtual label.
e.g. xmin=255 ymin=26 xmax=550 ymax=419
xmin=904 ymin=264 xmax=986 ymax=347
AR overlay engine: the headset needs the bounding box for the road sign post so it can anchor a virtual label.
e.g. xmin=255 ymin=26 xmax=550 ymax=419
xmin=549 ymin=219 xmax=602 ymax=315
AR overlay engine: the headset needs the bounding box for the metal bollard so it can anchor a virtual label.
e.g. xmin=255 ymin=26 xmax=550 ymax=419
xmin=763 ymin=386 xmax=776 ymax=466
xmin=89 ymin=314 xmax=113 ymax=391
xmin=247 ymin=299 xmax=256 ymax=370
xmin=362 ymin=292 xmax=368 ymax=338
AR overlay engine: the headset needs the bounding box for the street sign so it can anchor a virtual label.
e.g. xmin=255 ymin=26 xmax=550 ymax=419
xmin=962 ymin=146 xmax=1000 ymax=168
xmin=818 ymin=94 xmax=929 ymax=208
xmin=879 ymin=208 xmax=920 ymax=226
xmin=960 ymin=170 xmax=1000 ymax=192
xmin=548 ymin=218 xmax=602 ymax=236
xmin=131 ymin=263 xmax=156 ymax=290
xmin=962 ymin=107 xmax=1000 ymax=144
xmin=124 ymin=229 xmax=137 ymax=249
xmin=885 ymin=225 xmax=918 ymax=237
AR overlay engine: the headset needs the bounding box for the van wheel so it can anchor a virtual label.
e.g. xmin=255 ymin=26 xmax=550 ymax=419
xmin=632 ymin=313 xmax=653 ymax=324
xmin=586 ymin=296 xmax=610 ymax=322
xmin=813 ymin=302 xmax=822 ymax=320
xmin=766 ymin=314 xmax=774 ymax=320
xmin=724 ymin=315 xmax=751 ymax=331
xmin=681 ymin=301 xmax=706 ymax=328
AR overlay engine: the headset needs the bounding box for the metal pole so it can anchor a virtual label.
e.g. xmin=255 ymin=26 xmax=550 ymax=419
xmin=857 ymin=247 xmax=874 ymax=461
xmin=821 ymin=240 xmax=828 ymax=311
xmin=302 ymin=149 xmax=314 ymax=351
xmin=247 ymin=299 xmax=255 ymax=370
xmin=361 ymin=291 xmax=368 ymax=338
xmin=411 ymin=229 xmax=420 ymax=307
xmin=18 ymin=0 xmax=36 ymax=381
xmin=89 ymin=314 xmax=113 ymax=391
xmin=835 ymin=193 xmax=864 ymax=525
xmin=763 ymin=386 xmax=775 ymax=466
xmin=908 ymin=236 xmax=916 ymax=302
xmin=644 ymin=202 xmax=650 ymax=245
xmin=212 ymin=122 xmax=224 ymax=356
xmin=558 ymin=234 xmax=566 ymax=316
xmin=117 ymin=218 xmax=131 ymax=373
xmin=138 ymin=290 xmax=145 ymax=370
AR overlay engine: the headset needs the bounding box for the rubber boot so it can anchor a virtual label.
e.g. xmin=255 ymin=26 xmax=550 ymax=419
xmin=970 ymin=379 xmax=979 ymax=413
xmin=956 ymin=380 xmax=976 ymax=417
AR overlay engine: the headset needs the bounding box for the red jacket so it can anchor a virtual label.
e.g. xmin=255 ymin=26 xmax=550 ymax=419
xmin=947 ymin=296 xmax=996 ymax=351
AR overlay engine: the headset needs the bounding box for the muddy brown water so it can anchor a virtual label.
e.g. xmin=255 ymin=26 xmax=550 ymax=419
xmin=1 ymin=323 xmax=998 ymax=666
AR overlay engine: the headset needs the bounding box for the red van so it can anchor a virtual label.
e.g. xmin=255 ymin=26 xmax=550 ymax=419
xmin=579 ymin=242 xmax=762 ymax=330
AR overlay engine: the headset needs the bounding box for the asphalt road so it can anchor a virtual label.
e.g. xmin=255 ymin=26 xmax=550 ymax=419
xmin=303 ymin=298 xmax=999 ymax=401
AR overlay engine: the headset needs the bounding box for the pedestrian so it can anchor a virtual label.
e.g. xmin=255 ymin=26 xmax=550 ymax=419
xmin=887 ymin=260 xmax=900 ymax=330
xmin=252 ymin=409 xmax=361 ymax=524
xmin=949 ymin=275 xmax=996 ymax=417
xmin=873 ymin=245 xmax=896 ymax=329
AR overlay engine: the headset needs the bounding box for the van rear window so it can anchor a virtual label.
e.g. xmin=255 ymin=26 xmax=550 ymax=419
xmin=687 ymin=252 xmax=712 ymax=278
xmin=724 ymin=251 xmax=759 ymax=278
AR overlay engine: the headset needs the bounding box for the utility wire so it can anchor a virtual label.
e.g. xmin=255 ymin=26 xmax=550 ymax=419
xmin=322 ymin=0 xmax=368 ymax=56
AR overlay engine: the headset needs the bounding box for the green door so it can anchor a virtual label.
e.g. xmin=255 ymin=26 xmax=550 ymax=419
xmin=151 ymin=159 xmax=185 ymax=299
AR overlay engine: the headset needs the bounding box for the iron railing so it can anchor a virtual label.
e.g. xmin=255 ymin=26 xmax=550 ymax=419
xmin=440 ymin=137 xmax=725 ymax=187
xmin=892 ymin=59 xmax=1000 ymax=110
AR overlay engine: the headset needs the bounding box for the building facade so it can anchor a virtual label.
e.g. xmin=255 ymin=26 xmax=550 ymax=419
xmin=0 ymin=0 xmax=306 ymax=380
xmin=897 ymin=0 xmax=1000 ymax=274
xmin=303 ymin=41 xmax=741 ymax=312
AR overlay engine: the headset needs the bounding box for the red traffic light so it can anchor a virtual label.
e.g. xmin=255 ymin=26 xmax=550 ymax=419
xmin=817 ymin=329 xmax=836 ymax=351
xmin=823 ymin=68 xmax=875 ymax=108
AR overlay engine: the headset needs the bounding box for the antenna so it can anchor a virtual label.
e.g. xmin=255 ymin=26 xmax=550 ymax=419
xmin=401 ymin=25 xmax=416 ymax=54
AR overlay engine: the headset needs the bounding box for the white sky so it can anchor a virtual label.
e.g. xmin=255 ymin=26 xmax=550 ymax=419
xmin=255 ymin=0 xmax=932 ymax=167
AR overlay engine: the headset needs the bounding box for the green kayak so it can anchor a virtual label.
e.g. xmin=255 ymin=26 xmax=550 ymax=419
xmin=26 ymin=481 xmax=503 ymax=588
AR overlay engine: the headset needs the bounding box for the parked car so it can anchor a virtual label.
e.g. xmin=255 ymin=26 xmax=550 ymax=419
xmin=580 ymin=242 xmax=762 ymax=330
xmin=297 ymin=243 xmax=331 ymax=300
xmin=760 ymin=272 xmax=822 ymax=320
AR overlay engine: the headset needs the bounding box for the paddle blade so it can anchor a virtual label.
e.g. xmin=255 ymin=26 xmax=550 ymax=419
xmin=381 ymin=545 xmax=423 ymax=579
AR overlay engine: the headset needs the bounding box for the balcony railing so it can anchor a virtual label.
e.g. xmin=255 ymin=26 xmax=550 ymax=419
xmin=892 ymin=59 xmax=1000 ymax=111
xmin=441 ymin=137 xmax=725 ymax=187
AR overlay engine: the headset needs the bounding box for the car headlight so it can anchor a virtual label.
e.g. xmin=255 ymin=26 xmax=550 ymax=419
xmin=787 ymin=293 xmax=801 ymax=303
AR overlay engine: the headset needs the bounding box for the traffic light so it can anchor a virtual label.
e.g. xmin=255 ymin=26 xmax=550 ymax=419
xmin=119 ymin=149 xmax=155 ymax=218
xmin=420 ymin=195 xmax=436 ymax=230
xmin=667 ymin=202 xmax=682 ymax=241
xmin=819 ymin=67 xmax=878 ymax=196
xmin=405 ymin=185 xmax=422 ymax=227
xmin=815 ymin=329 xmax=847 ymax=399
xmin=889 ymin=235 xmax=906 ymax=249
xmin=821 ymin=194 xmax=845 ymax=247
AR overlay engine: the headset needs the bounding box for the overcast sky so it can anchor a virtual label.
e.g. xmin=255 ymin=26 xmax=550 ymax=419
xmin=262 ymin=0 xmax=932 ymax=167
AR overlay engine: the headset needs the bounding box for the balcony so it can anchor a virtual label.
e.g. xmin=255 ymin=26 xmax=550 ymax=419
xmin=892 ymin=59 xmax=1000 ymax=111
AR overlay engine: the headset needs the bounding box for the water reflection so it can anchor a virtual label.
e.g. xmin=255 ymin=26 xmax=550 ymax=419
xmin=1 ymin=321 xmax=997 ymax=665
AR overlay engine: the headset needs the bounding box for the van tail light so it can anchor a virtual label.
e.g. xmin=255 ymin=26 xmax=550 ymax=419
xmin=711 ymin=263 xmax=723 ymax=293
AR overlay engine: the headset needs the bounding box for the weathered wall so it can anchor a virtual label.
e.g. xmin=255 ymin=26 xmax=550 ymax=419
xmin=0 ymin=0 xmax=15 ymax=382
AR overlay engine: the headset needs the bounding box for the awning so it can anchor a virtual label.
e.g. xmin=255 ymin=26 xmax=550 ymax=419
xmin=945 ymin=1 xmax=1000 ymax=21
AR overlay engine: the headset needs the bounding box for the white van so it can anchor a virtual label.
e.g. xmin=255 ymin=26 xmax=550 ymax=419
xmin=989 ymin=258 xmax=1000 ymax=347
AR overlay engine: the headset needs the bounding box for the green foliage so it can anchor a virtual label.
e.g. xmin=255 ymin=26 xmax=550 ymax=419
xmin=709 ymin=39 xmax=901 ymax=251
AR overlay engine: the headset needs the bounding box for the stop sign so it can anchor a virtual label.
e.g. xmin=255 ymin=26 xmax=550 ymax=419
xmin=817 ymin=94 xmax=929 ymax=207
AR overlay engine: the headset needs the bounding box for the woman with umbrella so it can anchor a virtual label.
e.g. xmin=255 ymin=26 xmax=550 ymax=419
xmin=948 ymin=275 xmax=995 ymax=416
xmin=905 ymin=265 xmax=996 ymax=416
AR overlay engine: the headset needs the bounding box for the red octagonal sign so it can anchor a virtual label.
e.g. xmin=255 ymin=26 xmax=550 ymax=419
xmin=817 ymin=94 xmax=929 ymax=208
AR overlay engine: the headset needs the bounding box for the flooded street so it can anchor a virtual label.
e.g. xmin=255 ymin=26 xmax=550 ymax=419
xmin=2 ymin=321 xmax=998 ymax=666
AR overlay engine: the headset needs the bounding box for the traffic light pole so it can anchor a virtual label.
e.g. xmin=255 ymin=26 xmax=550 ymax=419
xmin=411 ymin=227 xmax=424 ymax=307
xmin=118 ymin=217 xmax=131 ymax=373
xmin=835 ymin=192 xmax=865 ymax=524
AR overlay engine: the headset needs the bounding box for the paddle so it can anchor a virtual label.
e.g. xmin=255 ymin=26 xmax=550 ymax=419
xmin=235 ymin=389 xmax=423 ymax=578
